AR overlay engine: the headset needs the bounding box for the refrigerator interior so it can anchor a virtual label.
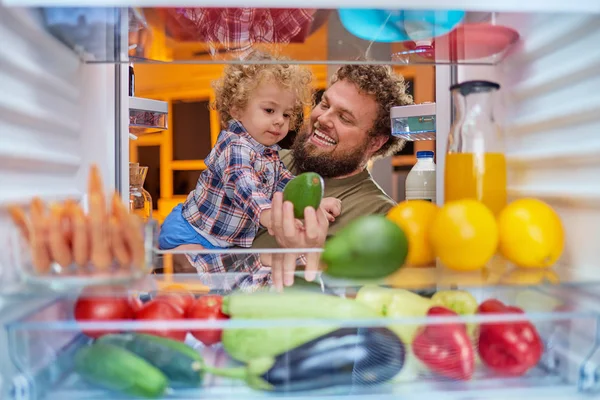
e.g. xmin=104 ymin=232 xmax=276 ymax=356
xmin=1 ymin=3 xmax=600 ymax=400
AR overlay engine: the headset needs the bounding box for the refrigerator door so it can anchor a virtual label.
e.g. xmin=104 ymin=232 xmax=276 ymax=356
xmin=0 ymin=4 xmax=125 ymax=394
xmin=436 ymin=12 xmax=600 ymax=279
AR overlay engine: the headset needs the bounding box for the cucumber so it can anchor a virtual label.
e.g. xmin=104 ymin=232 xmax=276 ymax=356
xmin=74 ymin=343 xmax=168 ymax=399
xmin=97 ymin=333 xmax=204 ymax=388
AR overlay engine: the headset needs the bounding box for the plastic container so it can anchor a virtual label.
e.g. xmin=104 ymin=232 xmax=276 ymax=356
xmin=406 ymin=151 xmax=436 ymax=202
xmin=4 ymin=272 xmax=600 ymax=399
xmin=391 ymin=103 xmax=436 ymax=141
xmin=129 ymin=97 xmax=168 ymax=136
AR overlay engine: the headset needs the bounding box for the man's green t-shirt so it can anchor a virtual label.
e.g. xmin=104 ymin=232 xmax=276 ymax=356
xmin=251 ymin=150 xmax=396 ymax=249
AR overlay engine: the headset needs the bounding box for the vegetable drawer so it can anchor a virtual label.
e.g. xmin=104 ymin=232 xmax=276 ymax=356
xmin=3 ymin=275 xmax=600 ymax=400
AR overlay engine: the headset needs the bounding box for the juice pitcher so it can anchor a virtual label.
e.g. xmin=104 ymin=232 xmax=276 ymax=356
xmin=444 ymin=80 xmax=506 ymax=215
xmin=129 ymin=162 xmax=153 ymax=221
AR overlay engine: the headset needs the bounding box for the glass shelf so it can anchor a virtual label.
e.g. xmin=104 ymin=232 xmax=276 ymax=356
xmin=2 ymin=248 xmax=600 ymax=300
xmin=146 ymin=251 xmax=600 ymax=291
xmin=39 ymin=7 xmax=522 ymax=65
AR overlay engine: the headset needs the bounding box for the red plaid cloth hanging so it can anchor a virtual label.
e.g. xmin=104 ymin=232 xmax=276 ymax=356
xmin=158 ymin=8 xmax=316 ymax=54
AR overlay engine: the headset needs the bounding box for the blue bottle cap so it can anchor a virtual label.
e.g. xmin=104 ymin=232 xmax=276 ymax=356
xmin=416 ymin=151 xmax=434 ymax=158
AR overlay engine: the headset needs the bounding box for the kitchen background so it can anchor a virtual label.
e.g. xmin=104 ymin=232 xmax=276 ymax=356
xmin=128 ymin=10 xmax=436 ymax=223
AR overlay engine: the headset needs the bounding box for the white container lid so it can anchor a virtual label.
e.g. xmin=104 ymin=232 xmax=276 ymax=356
xmin=391 ymin=102 xmax=436 ymax=119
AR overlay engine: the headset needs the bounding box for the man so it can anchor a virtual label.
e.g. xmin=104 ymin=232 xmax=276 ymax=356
xmin=178 ymin=64 xmax=413 ymax=288
xmin=252 ymin=63 xmax=413 ymax=248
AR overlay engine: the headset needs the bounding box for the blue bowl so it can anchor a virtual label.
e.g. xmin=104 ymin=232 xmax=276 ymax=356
xmin=337 ymin=9 xmax=465 ymax=43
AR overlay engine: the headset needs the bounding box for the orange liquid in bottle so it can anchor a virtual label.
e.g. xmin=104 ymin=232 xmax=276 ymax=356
xmin=444 ymin=152 xmax=507 ymax=216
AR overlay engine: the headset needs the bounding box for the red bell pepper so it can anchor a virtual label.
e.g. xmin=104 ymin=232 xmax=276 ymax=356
xmin=412 ymin=306 xmax=475 ymax=381
xmin=477 ymin=299 xmax=543 ymax=376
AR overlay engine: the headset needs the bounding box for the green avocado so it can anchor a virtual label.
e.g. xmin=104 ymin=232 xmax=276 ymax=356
xmin=322 ymin=215 xmax=409 ymax=280
xmin=283 ymin=172 xmax=324 ymax=219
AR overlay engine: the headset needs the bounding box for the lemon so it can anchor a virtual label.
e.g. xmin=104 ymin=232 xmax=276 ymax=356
xmin=387 ymin=200 xmax=439 ymax=267
xmin=498 ymin=198 xmax=564 ymax=268
xmin=499 ymin=268 xmax=561 ymax=285
xmin=429 ymin=200 xmax=498 ymax=271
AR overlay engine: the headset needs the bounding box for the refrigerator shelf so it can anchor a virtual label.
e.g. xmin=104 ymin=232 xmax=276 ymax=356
xmin=1 ymin=247 xmax=599 ymax=298
xmin=36 ymin=7 xmax=521 ymax=66
xmin=6 ymin=0 xmax=599 ymax=13
xmin=3 ymin=281 xmax=600 ymax=399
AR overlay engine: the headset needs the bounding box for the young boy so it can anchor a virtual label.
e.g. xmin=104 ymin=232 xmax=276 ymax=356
xmin=159 ymin=53 xmax=341 ymax=250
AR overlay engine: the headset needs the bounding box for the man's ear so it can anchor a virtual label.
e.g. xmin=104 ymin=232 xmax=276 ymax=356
xmin=368 ymin=135 xmax=389 ymax=155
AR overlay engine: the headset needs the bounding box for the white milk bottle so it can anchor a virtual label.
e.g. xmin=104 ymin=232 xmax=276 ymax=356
xmin=405 ymin=151 xmax=436 ymax=202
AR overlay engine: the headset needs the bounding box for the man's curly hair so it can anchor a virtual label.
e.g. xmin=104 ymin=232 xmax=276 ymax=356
xmin=330 ymin=65 xmax=413 ymax=158
xmin=212 ymin=52 xmax=313 ymax=132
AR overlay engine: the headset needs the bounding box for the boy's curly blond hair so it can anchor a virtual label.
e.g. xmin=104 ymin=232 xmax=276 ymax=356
xmin=331 ymin=65 xmax=414 ymax=159
xmin=212 ymin=52 xmax=313 ymax=132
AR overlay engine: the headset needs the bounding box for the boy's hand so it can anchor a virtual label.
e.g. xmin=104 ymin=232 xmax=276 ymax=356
xmin=320 ymin=197 xmax=342 ymax=222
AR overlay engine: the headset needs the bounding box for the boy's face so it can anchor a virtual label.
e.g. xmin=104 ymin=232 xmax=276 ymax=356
xmin=234 ymin=80 xmax=296 ymax=147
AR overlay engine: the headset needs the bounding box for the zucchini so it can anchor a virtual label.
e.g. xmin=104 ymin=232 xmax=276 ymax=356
xmin=97 ymin=333 xmax=204 ymax=388
xmin=222 ymin=292 xmax=377 ymax=319
xmin=74 ymin=343 xmax=168 ymax=399
xmin=221 ymin=292 xmax=380 ymax=362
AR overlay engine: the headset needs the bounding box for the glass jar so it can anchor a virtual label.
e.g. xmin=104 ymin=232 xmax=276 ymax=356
xmin=129 ymin=162 xmax=152 ymax=221
xmin=444 ymin=80 xmax=506 ymax=216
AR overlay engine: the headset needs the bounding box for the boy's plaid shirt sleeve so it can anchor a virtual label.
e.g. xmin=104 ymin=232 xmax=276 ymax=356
xmin=275 ymin=162 xmax=295 ymax=193
xmin=219 ymin=141 xmax=273 ymax=226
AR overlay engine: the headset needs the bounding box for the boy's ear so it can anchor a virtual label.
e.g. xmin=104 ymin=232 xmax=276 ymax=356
xmin=230 ymin=106 xmax=241 ymax=119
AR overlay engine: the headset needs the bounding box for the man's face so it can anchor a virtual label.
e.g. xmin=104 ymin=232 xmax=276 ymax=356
xmin=292 ymin=79 xmax=380 ymax=178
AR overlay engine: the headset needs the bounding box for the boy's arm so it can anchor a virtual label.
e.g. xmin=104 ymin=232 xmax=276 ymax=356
xmin=218 ymin=142 xmax=273 ymax=228
xmin=275 ymin=164 xmax=295 ymax=193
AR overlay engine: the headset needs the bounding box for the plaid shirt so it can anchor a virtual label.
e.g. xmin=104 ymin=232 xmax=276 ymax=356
xmin=182 ymin=120 xmax=294 ymax=248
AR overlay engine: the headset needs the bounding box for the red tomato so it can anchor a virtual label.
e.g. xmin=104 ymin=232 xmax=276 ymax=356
xmin=187 ymin=295 xmax=228 ymax=346
xmin=129 ymin=296 xmax=144 ymax=313
xmin=74 ymin=296 xmax=133 ymax=338
xmin=135 ymin=300 xmax=187 ymax=341
xmin=155 ymin=292 xmax=195 ymax=315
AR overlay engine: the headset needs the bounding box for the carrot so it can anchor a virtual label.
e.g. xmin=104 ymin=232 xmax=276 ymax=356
xmin=29 ymin=197 xmax=52 ymax=273
xmin=89 ymin=194 xmax=112 ymax=269
xmin=48 ymin=204 xmax=72 ymax=268
xmin=8 ymin=205 xmax=30 ymax=242
xmin=68 ymin=202 xmax=90 ymax=267
xmin=112 ymin=193 xmax=145 ymax=269
xmin=109 ymin=215 xmax=131 ymax=267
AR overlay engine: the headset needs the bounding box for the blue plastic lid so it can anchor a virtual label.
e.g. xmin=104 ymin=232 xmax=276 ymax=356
xmin=417 ymin=151 xmax=434 ymax=158
xmin=337 ymin=9 xmax=465 ymax=43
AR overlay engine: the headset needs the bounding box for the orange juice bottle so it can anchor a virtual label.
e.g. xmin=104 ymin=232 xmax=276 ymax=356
xmin=444 ymin=81 xmax=506 ymax=215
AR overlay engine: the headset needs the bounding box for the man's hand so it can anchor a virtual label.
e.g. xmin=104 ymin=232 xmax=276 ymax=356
xmin=267 ymin=192 xmax=329 ymax=289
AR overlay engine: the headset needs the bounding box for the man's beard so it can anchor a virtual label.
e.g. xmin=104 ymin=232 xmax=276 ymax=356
xmin=291 ymin=130 xmax=369 ymax=178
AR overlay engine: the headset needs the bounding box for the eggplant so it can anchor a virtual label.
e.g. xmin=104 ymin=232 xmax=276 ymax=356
xmin=206 ymin=327 xmax=406 ymax=392
xmin=255 ymin=327 xmax=405 ymax=391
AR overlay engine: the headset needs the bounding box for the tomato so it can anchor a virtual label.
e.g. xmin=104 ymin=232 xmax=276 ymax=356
xmin=155 ymin=291 xmax=195 ymax=315
xmin=129 ymin=296 xmax=145 ymax=313
xmin=134 ymin=300 xmax=187 ymax=341
xmin=187 ymin=295 xmax=228 ymax=346
xmin=74 ymin=296 xmax=134 ymax=338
